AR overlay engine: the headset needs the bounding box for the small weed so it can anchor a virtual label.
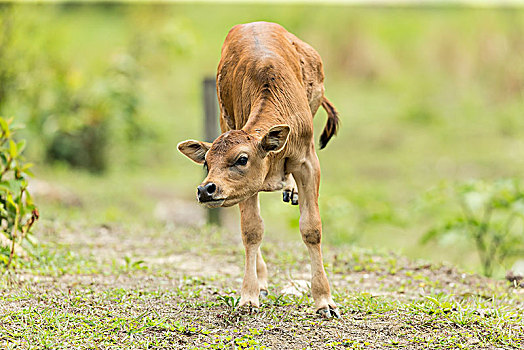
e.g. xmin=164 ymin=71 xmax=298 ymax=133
xmin=217 ymin=295 xmax=240 ymax=310
xmin=121 ymin=256 xmax=147 ymax=273
xmin=423 ymin=179 xmax=524 ymax=277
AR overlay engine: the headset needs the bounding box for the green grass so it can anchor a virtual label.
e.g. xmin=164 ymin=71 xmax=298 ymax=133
xmin=3 ymin=286 xmax=521 ymax=349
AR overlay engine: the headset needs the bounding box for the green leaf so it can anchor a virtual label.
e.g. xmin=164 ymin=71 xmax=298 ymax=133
xmin=22 ymin=168 xmax=34 ymax=177
xmin=0 ymin=118 xmax=8 ymax=136
xmin=6 ymin=194 xmax=17 ymax=210
xmin=6 ymin=179 xmax=22 ymax=194
xmin=424 ymin=296 xmax=441 ymax=307
xmin=25 ymin=191 xmax=34 ymax=208
xmin=21 ymin=163 xmax=34 ymax=171
xmin=16 ymin=140 xmax=26 ymax=154
xmin=9 ymin=140 xmax=17 ymax=158
xmin=0 ymin=183 xmax=11 ymax=193
xmin=0 ymin=254 xmax=9 ymax=266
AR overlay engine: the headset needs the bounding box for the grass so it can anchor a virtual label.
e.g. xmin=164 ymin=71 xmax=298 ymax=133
xmin=1 ymin=248 xmax=523 ymax=348
xmin=4 ymin=283 xmax=521 ymax=349
xmin=1 ymin=176 xmax=523 ymax=348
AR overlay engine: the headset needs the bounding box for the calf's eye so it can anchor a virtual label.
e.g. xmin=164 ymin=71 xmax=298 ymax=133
xmin=235 ymin=156 xmax=248 ymax=166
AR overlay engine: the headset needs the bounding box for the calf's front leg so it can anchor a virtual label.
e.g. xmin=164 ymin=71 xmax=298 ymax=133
xmin=238 ymin=194 xmax=265 ymax=307
xmin=256 ymin=247 xmax=269 ymax=297
xmin=293 ymin=151 xmax=340 ymax=318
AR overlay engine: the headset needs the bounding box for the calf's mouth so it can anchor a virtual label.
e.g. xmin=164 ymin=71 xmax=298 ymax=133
xmin=199 ymin=198 xmax=226 ymax=208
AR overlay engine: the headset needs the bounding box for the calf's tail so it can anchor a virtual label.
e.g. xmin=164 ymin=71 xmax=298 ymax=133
xmin=319 ymin=96 xmax=340 ymax=149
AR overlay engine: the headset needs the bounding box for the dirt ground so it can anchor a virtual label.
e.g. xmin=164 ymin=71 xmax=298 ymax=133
xmin=2 ymin=205 xmax=523 ymax=349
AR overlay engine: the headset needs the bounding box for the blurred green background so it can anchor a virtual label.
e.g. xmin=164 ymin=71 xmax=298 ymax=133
xmin=1 ymin=3 xmax=523 ymax=276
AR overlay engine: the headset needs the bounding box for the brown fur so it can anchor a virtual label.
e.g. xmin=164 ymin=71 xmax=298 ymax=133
xmin=178 ymin=22 xmax=340 ymax=316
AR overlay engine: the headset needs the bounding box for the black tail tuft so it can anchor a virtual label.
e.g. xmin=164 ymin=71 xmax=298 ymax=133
xmin=319 ymin=96 xmax=340 ymax=149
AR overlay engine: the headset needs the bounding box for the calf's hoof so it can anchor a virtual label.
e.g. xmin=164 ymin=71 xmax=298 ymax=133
xmin=317 ymin=305 xmax=341 ymax=319
xmin=291 ymin=192 xmax=298 ymax=205
xmin=259 ymin=290 xmax=269 ymax=299
xmin=238 ymin=299 xmax=260 ymax=314
xmin=239 ymin=296 xmax=260 ymax=308
xmin=283 ymin=190 xmax=299 ymax=205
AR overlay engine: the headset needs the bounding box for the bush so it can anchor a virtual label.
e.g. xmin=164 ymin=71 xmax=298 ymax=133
xmin=21 ymin=55 xmax=139 ymax=173
xmin=0 ymin=117 xmax=38 ymax=269
xmin=0 ymin=6 xmax=149 ymax=173
xmin=423 ymin=179 xmax=524 ymax=277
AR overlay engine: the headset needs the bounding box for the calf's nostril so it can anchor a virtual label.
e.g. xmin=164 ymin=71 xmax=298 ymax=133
xmin=205 ymin=183 xmax=216 ymax=194
xmin=197 ymin=186 xmax=204 ymax=198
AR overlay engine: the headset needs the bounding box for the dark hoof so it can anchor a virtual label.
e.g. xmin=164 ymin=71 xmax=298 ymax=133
xmin=259 ymin=290 xmax=269 ymax=299
xmin=317 ymin=305 xmax=341 ymax=319
xmin=291 ymin=192 xmax=299 ymax=205
xmin=283 ymin=191 xmax=290 ymax=203
xmin=239 ymin=304 xmax=259 ymax=314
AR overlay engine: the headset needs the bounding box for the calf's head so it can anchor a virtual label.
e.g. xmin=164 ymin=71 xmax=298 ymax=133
xmin=178 ymin=125 xmax=290 ymax=208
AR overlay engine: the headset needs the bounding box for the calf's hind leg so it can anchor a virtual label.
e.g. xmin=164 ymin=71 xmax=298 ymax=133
xmin=238 ymin=194 xmax=267 ymax=307
xmin=292 ymin=149 xmax=339 ymax=318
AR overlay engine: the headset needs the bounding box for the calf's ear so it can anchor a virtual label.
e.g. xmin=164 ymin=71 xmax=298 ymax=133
xmin=260 ymin=124 xmax=290 ymax=154
xmin=177 ymin=140 xmax=212 ymax=164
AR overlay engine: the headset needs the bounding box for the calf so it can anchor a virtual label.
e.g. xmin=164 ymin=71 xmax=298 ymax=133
xmin=178 ymin=22 xmax=340 ymax=318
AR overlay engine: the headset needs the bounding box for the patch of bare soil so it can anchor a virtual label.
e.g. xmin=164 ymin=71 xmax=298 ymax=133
xmin=2 ymin=213 xmax=523 ymax=349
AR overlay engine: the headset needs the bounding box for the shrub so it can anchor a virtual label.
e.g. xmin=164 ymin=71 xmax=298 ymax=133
xmin=423 ymin=179 xmax=524 ymax=277
xmin=7 ymin=51 xmax=148 ymax=173
xmin=0 ymin=6 xmax=148 ymax=173
xmin=0 ymin=117 xmax=38 ymax=269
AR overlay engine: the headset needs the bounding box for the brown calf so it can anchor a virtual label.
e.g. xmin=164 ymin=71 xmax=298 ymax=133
xmin=178 ymin=22 xmax=340 ymax=318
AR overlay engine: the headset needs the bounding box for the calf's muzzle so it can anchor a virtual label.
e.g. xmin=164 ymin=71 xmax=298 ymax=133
xmin=197 ymin=182 xmax=217 ymax=202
